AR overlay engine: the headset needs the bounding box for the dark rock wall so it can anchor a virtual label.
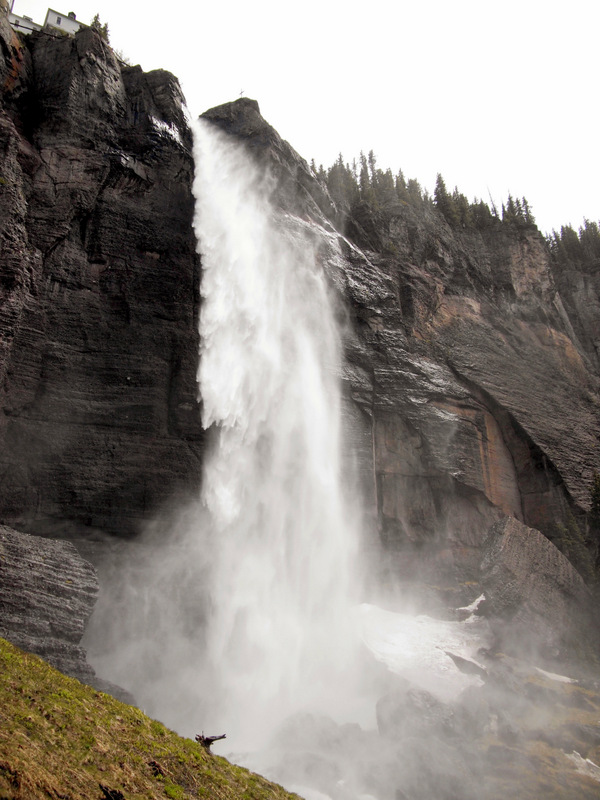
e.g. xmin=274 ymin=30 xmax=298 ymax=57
xmin=338 ymin=209 xmax=600 ymax=580
xmin=480 ymin=516 xmax=592 ymax=657
xmin=0 ymin=25 xmax=203 ymax=537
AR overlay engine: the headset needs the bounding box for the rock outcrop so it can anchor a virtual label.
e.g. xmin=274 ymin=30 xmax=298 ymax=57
xmin=0 ymin=23 xmax=203 ymax=539
xmin=0 ymin=524 xmax=97 ymax=682
xmin=480 ymin=516 xmax=592 ymax=657
xmin=337 ymin=208 xmax=600 ymax=583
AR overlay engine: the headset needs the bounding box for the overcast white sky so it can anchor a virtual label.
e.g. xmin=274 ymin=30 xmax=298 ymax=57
xmin=11 ymin=0 xmax=599 ymax=234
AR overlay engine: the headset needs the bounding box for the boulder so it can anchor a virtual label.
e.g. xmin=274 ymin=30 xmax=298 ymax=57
xmin=480 ymin=516 xmax=594 ymax=657
xmin=376 ymin=685 xmax=463 ymax=741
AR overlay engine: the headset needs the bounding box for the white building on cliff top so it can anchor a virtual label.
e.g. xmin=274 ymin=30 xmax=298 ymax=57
xmin=8 ymin=3 xmax=87 ymax=36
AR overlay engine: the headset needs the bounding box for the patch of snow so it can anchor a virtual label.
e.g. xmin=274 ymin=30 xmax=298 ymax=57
xmin=150 ymin=116 xmax=183 ymax=145
xmin=457 ymin=593 xmax=486 ymax=618
xmin=566 ymin=751 xmax=600 ymax=782
xmin=356 ymin=604 xmax=490 ymax=702
xmin=535 ymin=667 xmax=576 ymax=684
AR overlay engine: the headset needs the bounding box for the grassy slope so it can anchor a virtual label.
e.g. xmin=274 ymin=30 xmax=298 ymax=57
xmin=3 ymin=634 xmax=600 ymax=800
xmin=0 ymin=638 xmax=299 ymax=800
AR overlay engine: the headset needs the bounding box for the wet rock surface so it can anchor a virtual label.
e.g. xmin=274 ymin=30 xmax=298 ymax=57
xmin=0 ymin=24 xmax=203 ymax=539
xmin=259 ymin=663 xmax=600 ymax=800
xmin=0 ymin=523 xmax=134 ymax=700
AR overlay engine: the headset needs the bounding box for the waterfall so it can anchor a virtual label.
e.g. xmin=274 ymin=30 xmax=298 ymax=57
xmin=192 ymin=118 xmax=363 ymax=749
xmin=82 ymin=112 xmax=495 ymax=800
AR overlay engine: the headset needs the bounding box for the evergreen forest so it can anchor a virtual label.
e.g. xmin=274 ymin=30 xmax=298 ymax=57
xmin=312 ymin=151 xmax=600 ymax=271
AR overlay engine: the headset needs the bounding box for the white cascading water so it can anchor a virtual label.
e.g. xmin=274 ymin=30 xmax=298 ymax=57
xmin=192 ymin=118 xmax=363 ymax=749
xmin=83 ymin=114 xmax=494 ymax=800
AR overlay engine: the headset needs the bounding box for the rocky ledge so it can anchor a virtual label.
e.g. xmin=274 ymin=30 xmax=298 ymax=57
xmin=0 ymin=525 xmax=133 ymax=700
xmin=0 ymin=525 xmax=97 ymax=682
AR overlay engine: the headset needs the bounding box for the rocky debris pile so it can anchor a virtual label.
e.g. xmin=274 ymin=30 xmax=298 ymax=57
xmin=257 ymin=637 xmax=600 ymax=800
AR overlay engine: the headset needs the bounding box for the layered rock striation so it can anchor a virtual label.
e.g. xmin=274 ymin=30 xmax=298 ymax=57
xmin=0 ymin=524 xmax=97 ymax=683
xmin=0 ymin=22 xmax=203 ymax=538
xmin=340 ymin=211 xmax=600 ymax=580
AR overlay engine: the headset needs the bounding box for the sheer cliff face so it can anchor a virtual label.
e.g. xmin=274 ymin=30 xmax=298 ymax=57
xmin=340 ymin=211 xmax=600 ymax=581
xmin=0 ymin=23 xmax=203 ymax=537
xmin=203 ymin=100 xmax=600 ymax=587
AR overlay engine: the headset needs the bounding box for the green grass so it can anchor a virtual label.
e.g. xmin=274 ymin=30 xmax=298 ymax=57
xmin=0 ymin=637 xmax=300 ymax=800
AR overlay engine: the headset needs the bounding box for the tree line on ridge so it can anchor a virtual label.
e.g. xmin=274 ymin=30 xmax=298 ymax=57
xmin=312 ymin=151 xmax=600 ymax=271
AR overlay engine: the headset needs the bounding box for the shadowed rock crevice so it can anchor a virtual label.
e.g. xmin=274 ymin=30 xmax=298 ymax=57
xmin=446 ymin=361 xmax=579 ymax=531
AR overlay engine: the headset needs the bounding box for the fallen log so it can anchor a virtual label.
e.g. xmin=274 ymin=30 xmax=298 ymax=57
xmin=195 ymin=733 xmax=226 ymax=751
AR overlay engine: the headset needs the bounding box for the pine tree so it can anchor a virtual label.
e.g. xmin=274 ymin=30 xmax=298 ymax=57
xmin=579 ymin=219 xmax=600 ymax=264
xmin=471 ymin=199 xmax=494 ymax=229
xmin=358 ymin=152 xmax=375 ymax=205
xmin=434 ymin=174 xmax=459 ymax=226
xmin=406 ymin=178 xmax=423 ymax=204
xmin=452 ymin=188 xmax=472 ymax=227
xmin=503 ymin=194 xmax=518 ymax=223
xmin=560 ymin=224 xmax=583 ymax=261
xmin=395 ymin=169 xmax=407 ymax=201
xmin=521 ymin=197 xmax=535 ymax=226
xmin=91 ymin=13 xmax=109 ymax=41
xmin=367 ymin=150 xmax=377 ymax=188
